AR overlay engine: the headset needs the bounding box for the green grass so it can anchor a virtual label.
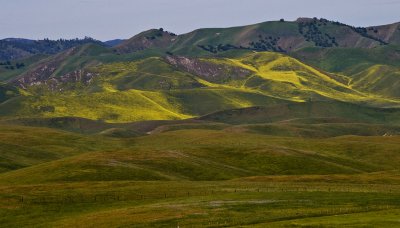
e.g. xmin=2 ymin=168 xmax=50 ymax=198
xmin=0 ymin=180 xmax=399 ymax=227
xmin=199 ymin=101 xmax=400 ymax=125
xmin=4 ymin=51 xmax=400 ymax=123
xmin=292 ymin=45 xmax=400 ymax=73
xmin=234 ymin=122 xmax=400 ymax=138
xmin=2 ymin=128 xmax=400 ymax=184
xmin=350 ymin=64 xmax=400 ymax=98
xmin=292 ymin=45 xmax=400 ymax=99
xmin=5 ymin=89 xmax=192 ymax=122
xmin=0 ymin=124 xmax=121 ymax=173
xmin=0 ymin=124 xmax=400 ymax=226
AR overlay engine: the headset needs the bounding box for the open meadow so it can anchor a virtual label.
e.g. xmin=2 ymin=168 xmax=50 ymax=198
xmin=1 ymin=124 xmax=399 ymax=227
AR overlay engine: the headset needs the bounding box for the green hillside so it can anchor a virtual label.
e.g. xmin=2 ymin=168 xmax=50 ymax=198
xmin=0 ymin=124 xmax=118 ymax=173
xmin=116 ymin=18 xmax=391 ymax=56
xmin=1 ymin=126 xmax=400 ymax=184
xmin=2 ymin=50 xmax=400 ymax=123
xmin=292 ymin=45 xmax=400 ymax=98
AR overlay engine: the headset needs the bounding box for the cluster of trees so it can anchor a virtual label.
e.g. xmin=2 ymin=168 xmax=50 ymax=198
xmin=315 ymin=18 xmax=329 ymax=26
xmin=159 ymin=28 xmax=177 ymax=36
xmin=353 ymin=27 xmax=387 ymax=45
xmin=0 ymin=61 xmax=25 ymax=70
xmin=198 ymin=44 xmax=239 ymax=53
xmin=198 ymin=35 xmax=286 ymax=54
xmin=0 ymin=37 xmax=101 ymax=53
xmin=198 ymin=36 xmax=286 ymax=54
xmin=313 ymin=17 xmax=387 ymax=45
xmin=298 ymin=20 xmax=338 ymax=47
xmin=146 ymin=28 xmax=177 ymax=40
xmin=249 ymin=35 xmax=284 ymax=52
xmin=368 ymin=27 xmax=379 ymax=33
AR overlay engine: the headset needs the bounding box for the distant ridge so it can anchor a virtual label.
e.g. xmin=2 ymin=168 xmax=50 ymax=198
xmin=0 ymin=37 xmax=104 ymax=61
xmin=2 ymin=18 xmax=399 ymax=61
xmin=115 ymin=18 xmax=400 ymax=55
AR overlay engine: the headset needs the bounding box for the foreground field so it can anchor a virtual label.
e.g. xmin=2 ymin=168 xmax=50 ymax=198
xmin=0 ymin=123 xmax=399 ymax=227
xmin=1 ymin=180 xmax=400 ymax=227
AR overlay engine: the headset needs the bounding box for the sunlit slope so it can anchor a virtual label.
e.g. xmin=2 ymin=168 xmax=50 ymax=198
xmin=1 ymin=55 xmax=288 ymax=122
xmin=2 ymin=51 xmax=400 ymax=123
xmin=95 ymin=52 xmax=396 ymax=105
xmin=293 ymin=46 xmax=400 ymax=99
xmin=350 ymin=65 xmax=400 ymax=98
xmin=4 ymin=101 xmax=400 ymax=139
xmin=199 ymin=52 xmax=399 ymax=105
xmin=217 ymin=52 xmax=363 ymax=101
xmin=15 ymin=89 xmax=192 ymax=122
xmin=85 ymin=49 xmax=393 ymax=106
xmin=0 ymin=88 xmax=287 ymax=123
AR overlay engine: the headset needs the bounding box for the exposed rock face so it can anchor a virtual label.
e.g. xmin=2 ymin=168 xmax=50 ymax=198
xmin=165 ymin=55 xmax=251 ymax=83
xmin=15 ymin=69 xmax=97 ymax=90
xmin=12 ymin=47 xmax=99 ymax=90
xmin=15 ymin=64 xmax=58 ymax=88
xmin=47 ymin=70 xmax=97 ymax=90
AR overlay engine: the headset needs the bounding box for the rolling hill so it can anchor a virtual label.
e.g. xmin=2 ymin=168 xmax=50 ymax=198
xmin=1 ymin=127 xmax=399 ymax=184
xmin=1 ymin=48 xmax=399 ymax=123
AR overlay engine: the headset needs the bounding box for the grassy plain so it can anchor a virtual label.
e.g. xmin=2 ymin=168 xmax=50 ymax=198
xmin=0 ymin=124 xmax=399 ymax=227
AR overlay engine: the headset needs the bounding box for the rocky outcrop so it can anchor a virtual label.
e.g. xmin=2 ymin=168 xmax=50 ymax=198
xmin=15 ymin=68 xmax=98 ymax=91
xmin=165 ymin=55 xmax=251 ymax=83
xmin=12 ymin=47 xmax=99 ymax=90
